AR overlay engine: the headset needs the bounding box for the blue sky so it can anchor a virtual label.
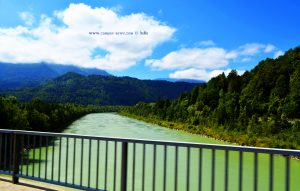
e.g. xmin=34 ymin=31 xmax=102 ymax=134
xmin=0 ymin=0 xmax=299 ymax=80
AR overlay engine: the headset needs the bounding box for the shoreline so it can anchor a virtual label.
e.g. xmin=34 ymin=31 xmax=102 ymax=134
xmin=119 ymin=112 xmax=298 ymax=150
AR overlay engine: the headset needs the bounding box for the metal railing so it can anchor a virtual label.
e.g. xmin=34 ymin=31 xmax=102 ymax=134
xmin=0 ymin=129 xmax=300 ymax=191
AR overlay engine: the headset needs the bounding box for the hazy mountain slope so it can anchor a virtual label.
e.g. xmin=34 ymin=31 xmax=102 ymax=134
xmin=0 ymin=62 xmax=110 ymax=89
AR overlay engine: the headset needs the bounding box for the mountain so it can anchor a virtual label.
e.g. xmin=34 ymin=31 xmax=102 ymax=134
xmin=2 ymin=72 xmax=198 ymax=105
xmin=0 ymin=62 xmax=110 ymax=90
xmin=156 ymin=78 xmax=205 ymax=84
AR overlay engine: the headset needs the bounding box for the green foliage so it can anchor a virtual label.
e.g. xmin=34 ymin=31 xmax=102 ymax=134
xmin=0 ymin=96 xmax=123 ymax=132
xmin=2 ymin=73 xmax=198 ymax=106
xmin=121 ymin=46 xmax=300 ymax=149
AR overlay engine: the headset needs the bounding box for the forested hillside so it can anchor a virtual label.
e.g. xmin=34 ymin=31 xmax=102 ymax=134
xmin=122 ymin=46 xmax=300 ymax=149
xmin=3 ymin=73 xmax=198 ymax=105
xmin=0 ymin=96 xmax=120 ymax=132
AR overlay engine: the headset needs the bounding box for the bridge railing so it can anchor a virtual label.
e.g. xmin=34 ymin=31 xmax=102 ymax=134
xmin=0 ymin=129 xmax=300 ymax=191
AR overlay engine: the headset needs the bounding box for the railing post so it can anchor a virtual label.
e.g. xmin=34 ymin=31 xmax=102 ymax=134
xmin=12 ymin=133 xmax=22 ymax=184
xmin=121 ymin=142 xmax=128 ymax=191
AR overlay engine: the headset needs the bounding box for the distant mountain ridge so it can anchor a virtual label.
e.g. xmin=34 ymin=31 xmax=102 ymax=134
xmin=0 ymin=62 xmax=110 ymax=89
xmin=3 ymin=72 xmax=198 ymax=105
xmin=156 ymin=78 xmax=205 ymax=84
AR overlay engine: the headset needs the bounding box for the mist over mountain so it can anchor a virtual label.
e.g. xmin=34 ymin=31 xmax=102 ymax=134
xmin=0 ymin=62 xmax=110 ymax=89
xmin=156 ymin=78 xmax=205 ymax=84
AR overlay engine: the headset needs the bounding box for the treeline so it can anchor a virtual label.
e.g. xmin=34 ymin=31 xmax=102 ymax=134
xmin=2 ymin=72 xmax=197 ymax=105
xmin=0 ymin=96 xmax=123 ymax=170
xmin=0 ymin=96 xmax=122 ymax=132
xmin=122 ymin=46 xmax=300 ymax=149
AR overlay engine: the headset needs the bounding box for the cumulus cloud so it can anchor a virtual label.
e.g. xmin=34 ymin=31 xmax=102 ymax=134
xmin=148 ymin=42 xmax=277 ymax=81
xmin=146 ymin=47 xmax=236 ymax=70
xmin=169 ymin=68 xmax=245 ymax=81
xmin=146 ymin=43 xmax=278 ymax=71
xmin=264 ymin=44 xmax=276 ymax=53
xmin=0 ymin=3 xmax=175 ymax=70
xmin=236 ymin=43 xmax=269 ymax=56
xmin=274 ymin=50 xmax=284 ymax=58
xmin=19 ymin=12 xmax=35 ymax=26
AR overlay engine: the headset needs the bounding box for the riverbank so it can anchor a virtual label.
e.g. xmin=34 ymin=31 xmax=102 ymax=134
xmin=120 ymin=112 xmax=299 ymax=149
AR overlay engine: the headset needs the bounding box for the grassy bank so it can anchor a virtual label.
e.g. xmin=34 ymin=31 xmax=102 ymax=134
xmin=120 ymin=112 xmax=299 ymax=149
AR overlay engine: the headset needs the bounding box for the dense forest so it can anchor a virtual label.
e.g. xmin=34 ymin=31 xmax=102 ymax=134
xmin=3 ymin=73 xmax=198 ymax=105
xmin=122 ymin=46 xmax=300 ymax=149
xmin=0 ymin=96 xmax=121 ymax=132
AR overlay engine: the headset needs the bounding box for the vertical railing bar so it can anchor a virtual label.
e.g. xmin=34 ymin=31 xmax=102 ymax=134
xmin=4 ymin=133 xmax=7 ymax=172
xmin=254 ymin=152 xmax=258 ymax=191
xmin=21 ymin=135 xmax=25 ymax=176
xmin=187 ymin=147 xmax=190 ymax=191
xmin=142 ymin=143 xmax=146 ymax=191
xmin=239 ymin=151 xmax=243 ymax=191
xmin=45 ymin=136 xmax=48 ymax=180
xmin=199 ymin=148 xmax=202 ymax=191
xmin=9 ymin=133 xmax=13 ymax=173
xmin=269 ymin=154 xmax=273 ymax=191
xmin=286 ymin=156 xmax=290 ymax=191
xmin=211 ymin=149 xmax=215 ymax=191
xmin=113 ymin=141 xmax=117 ymax=191
xmin=65 ymin=137 xmax=69 ymax=184
xmin=12 ymin=133 xmax=22 ymax=184
xmin=38 ymin=136 xmax=42 ymax=179
xmin=105 ymin=141 xmax=108 ymax=190
xmin=174 ymin=146 xmax=178 ymax=191
xmin=32 ymin=135 xmax=36 ymax=177
xmin=80 ymin=138 xmax=84 ymax=187
xmin=163 ymin=144 xmax=167 ymax=191
xmin=26 ymin=135 xmax=30 ymax=177
xmin=96 ymin=140 xmax=100 ymax=190
xmin=20 ymin=135 xmax=24 ymax=176
xmin=88 ymin=139 xmax=92 ymax=188
xmin=225 ymin=150 xmax=229 ymax=191
xmin=58 ymin=136 xmax=62 ymax=182
xmin=72 ymin=138 xmax=76 ymax=185
xmin=0 ymin=134 xmax=2 ymax=171
xmin=152 ymin=144 xmax=156 ymax=191
xmin=51 ymin=137 xmax=55 ymax=181
xmin=120 ymin=142 xmax=128 ymax=191
xmin=132 ymin=143 xmax=136 ymax=191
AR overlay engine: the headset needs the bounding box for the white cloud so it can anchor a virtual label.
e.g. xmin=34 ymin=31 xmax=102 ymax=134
xmin=169 ymin=68 xmax=245 ymax=81
xmin=146 ymin=47 xmax=236 ymax=70
xmin=149 ymin=42 xmax=277 ymax=81
xmin=0 ymin=3 xmax=175 ymax=70
xmin=274 ymin=50 xmax=284 ymax=58
xmin=236 ymin=43 xmax=267 ymax=56
xmin=146 ymin=43 xmax=278 ymax=71
xmin=241 ymin=57 xmax=251 ymax=62
xmin=19 ymin=12 xmax=35 ymax=26
xmin=264 ymin=44 xmax=276 ymax=53
xmin=196 ymin=40 xmax=216 ymax=47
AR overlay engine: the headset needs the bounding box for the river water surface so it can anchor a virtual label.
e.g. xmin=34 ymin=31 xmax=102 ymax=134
xmin=23 ymin=113 xmax=300 ymax=191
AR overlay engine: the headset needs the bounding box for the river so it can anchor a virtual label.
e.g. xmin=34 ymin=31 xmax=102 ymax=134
xmin=23 ymin=113 xmax=300 ymax=191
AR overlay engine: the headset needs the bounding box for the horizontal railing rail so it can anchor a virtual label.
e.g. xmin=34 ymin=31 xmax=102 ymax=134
xmin=0 ymin=128 xmax=300 ymax=191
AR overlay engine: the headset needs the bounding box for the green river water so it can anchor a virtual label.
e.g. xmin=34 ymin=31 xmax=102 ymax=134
xmin=22 ymin=113 xmax=300 ymax=191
